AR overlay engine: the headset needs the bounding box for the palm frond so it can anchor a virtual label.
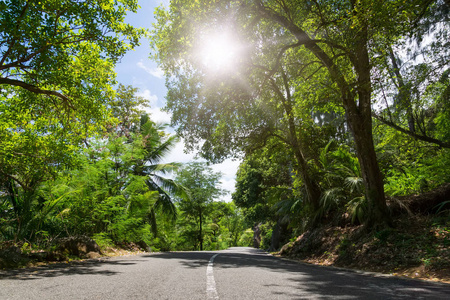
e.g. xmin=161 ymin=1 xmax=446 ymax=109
xmin=147 ymin=207 xmax=159 ymax=236
xmin=346 ymin=196 xmax=367 ymax=224
xmin=320 ymin=187 xmax=343 ymax=207
xmin=319 ymin=139 xmax=335 ymax=168
xmin=148 ymin=175 xmax=189 ymax=199
xmin=144 ymin=162 xmax=183 ymax=175
xmin=344 ymin=176 xmax=363 ymax=194
xmin=154 ymin=194 xmax=177 ymax=220
xmin=146 ymin=135 xmax=179 ymax=165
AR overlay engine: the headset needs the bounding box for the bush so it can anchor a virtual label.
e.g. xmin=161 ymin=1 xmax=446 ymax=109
xmin=238 ymin=229 xmax=253 ymax=247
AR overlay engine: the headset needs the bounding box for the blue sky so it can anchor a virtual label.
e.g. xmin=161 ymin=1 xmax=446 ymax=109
xmin=114 ymin=1 xmax=240 ymax=202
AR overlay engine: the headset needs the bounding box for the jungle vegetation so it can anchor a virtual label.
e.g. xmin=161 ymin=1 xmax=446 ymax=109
xmin=1 ymin=0 xmax=450 ymax=257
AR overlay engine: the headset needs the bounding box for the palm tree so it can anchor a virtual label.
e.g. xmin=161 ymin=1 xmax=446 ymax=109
xmin=318 ymin=140 xmax=366 ymax=224
xmin=133 ymin=114 xmax=188 ymax=236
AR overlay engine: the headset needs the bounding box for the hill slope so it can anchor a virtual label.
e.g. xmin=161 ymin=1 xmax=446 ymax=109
xmin=279 ymin=185 xmax=450 ymax=283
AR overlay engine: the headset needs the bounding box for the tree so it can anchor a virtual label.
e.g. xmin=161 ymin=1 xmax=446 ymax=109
xmin=175 ymin=162 xmax=224 ymax=250
xmin=104 ymin=85 xmax=186 ymax=236
xmin=210 ymin=201 xmax=245 ymax=248
xmin=371 ymin=0 xmax=450 ymax=148
xmin=109 ymin=84 xmax=150 ymax=137
xmin=131 ymin=115 xmax=187 ymax=236
xmin=151 ymin=1 xmax=348 ymax=213
xmin=0 ymin=0 xmax=143 ymax=101
xmin=0 ymin=0 xmax=144 ymax=144
xmin=0 ymin=1 xmax=145 ymax=231
xmin=151 ymin=0 xmax=441 ymax=226
xmin=0 ymin=83 xmax=185 ymax=245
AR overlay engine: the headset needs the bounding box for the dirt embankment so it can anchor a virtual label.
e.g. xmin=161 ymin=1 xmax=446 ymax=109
xmin=279 ymin=184 xmax=450 ymax=284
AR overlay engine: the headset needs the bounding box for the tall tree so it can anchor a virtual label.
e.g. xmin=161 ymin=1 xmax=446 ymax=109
xmin=151 ymin=1 xmax=347 ymax=213
xmin=151 ymin=0 xmax=439 ymax=226
xmin=134 ymin=118 xmax=186 ymax=236
xmin=175 ymin=162 xmax=224 ymax=251
xmin=0 ymin=0 xmax=143 ymax=101
xmin=108 ymin=85 xmax=187 ymax=236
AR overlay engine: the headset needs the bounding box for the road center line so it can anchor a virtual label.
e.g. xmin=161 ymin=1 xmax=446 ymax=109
xmin=206 ymin=253 xmax=219 ymax=299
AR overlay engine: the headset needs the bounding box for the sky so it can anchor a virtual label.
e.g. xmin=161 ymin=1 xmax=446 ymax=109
xmin=114 ymin=0 xmax=240 ymax=202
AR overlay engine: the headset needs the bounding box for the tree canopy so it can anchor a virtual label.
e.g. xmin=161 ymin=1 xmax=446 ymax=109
xmin=0 ymin=0 xmax=145 ymax=191
xmin=151 ymin=0 xmax=450 ymax=227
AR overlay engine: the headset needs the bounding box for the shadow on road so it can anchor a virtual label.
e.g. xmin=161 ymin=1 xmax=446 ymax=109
xmin=0 ymin=258 xmax=139 ymax=281
xmin=142 ymin=251 xmax=210 ymax=269
xmin=1 ymin=247 xmax=449 ymax=299
xmin=148 ymin=247 xmax=450 ymax=299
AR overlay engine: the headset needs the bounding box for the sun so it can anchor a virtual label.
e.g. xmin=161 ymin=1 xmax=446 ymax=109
xmin=197 ymin=32 xmax=241 ymax=73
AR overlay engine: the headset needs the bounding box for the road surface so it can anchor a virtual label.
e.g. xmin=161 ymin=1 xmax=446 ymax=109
xmin=1 ymin=247 xmax=449 ymax=299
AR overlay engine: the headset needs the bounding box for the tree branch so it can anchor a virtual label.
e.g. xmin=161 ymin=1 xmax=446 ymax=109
xmin=373 ymin=113 xmax=450 ymax=148
xmin=254 ymin=0 xmax=356 ymax=111
xmin=0 ymin=77 xmax=74 ymax=109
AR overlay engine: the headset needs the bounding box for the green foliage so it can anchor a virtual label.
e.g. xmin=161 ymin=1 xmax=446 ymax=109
xmin=175 ymin=162 xmax=224 ymax=250
xmin=0 ymin=1 xmax=146 ymax=248
xmin=0 ymin=83 xmax=198 ymax=250
xmin=144 ymin=199 xmax=245 ymax=252
xmin=233 ymin=145 xmax=296 ymax=225
xmin=2 ymin=0 xmax=449 ymax=257
xmin=0 ymin=0 xmax=145 ymax=196
xmin=259 ymin=223 xmax=273 ymax=250
xmin=375 ymin=121 xmax=450 ymax=196
xmin=149 ymin=0 xmax=449 ymax=250
xmin=93 ymin=233 xmax=115 ymax=251
xmin=316 ymin=140 xmax=368 ymax=224
xmin=238 ymin=229 xmax=254 ymax=247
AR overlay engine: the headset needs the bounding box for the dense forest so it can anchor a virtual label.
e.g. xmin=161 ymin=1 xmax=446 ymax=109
xmin=1 ymin=0 xmax=449 ymax=275
xmin=150 ymin=0 xmax=450 ymax=267
xmin=0 ymin=0 xmax=249 ymax=263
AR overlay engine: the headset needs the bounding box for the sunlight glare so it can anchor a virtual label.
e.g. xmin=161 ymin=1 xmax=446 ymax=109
xmin=199 ymin=33 xmax=240 ymax=72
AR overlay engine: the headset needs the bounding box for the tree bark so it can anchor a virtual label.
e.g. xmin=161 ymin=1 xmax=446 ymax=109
xmin=199 ymin=209 xmax=203 ymax=251
xmin=348 ymin=22 xmax=391 ymax=226
xmin=270 ymin=75 xmax=321 ymax=211
xmin=346 ymin=104 xmax=390 ymax=226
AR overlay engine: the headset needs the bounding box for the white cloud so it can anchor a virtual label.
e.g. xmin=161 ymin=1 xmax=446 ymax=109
xmin=212 ymin=158 xmax=241 ymax=202
xmin=137 ymin=61 xmax=164 ymax=79
xmin=165 ymin=138 xmax=198 ymax=164
xmin=147 ymin=107 xmax=172 ymax=124
xmin=137 ymin=89 xmax=158 ymax=106
xmin=211 ymin=158 xmax=241 ymax=179
xmin=136 ymin=89 xmax=171 ymax=124
xmin=218 ymin=177 xmax=234 ymax=202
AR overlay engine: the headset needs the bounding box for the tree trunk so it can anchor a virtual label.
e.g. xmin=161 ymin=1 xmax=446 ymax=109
xmin=346 ymin=106 xmax=390 ymax=226
xmin=347 ymin=26 xmax=391 ymax=226
xmin=199 ymin=209 xmax=203 ymax=251
xmin=272 ymin=75 xmax=322 ymax=211
xmin=284 ymin=95 xmax=321 ymax=210
xmin=292 ymin=146 xmax=321 ymax=211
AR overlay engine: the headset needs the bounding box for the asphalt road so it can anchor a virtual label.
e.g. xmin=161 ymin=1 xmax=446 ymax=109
xmin=1 ymin=247 xmax=449 ymax=299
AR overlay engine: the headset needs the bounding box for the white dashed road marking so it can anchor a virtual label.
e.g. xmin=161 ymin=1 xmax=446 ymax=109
xmin=206 ymin=253 xmax=219 ymax=299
